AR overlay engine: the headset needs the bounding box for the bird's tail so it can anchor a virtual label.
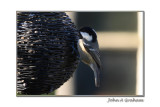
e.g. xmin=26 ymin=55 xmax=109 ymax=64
xmin=90 ymin=63 xmax=100 ymax=87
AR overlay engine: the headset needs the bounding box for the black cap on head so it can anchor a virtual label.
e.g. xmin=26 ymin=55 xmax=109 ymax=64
xmin=79 ymin=27 xmax=97 ymax=42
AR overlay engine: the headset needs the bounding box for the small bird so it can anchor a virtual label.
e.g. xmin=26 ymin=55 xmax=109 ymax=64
xmin=77 ymin=27 xmax=101 ymax=87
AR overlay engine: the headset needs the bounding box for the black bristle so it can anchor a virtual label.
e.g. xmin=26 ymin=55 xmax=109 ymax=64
xmin=17 ymin=12 xmax=79 ymax=95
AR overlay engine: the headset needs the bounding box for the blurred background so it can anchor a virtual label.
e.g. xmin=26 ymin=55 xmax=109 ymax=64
xmin=55 ymin=12 xmax=144 ymax=96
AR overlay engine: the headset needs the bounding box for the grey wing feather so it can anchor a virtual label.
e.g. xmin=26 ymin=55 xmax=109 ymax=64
xmin=83 ymin=44 xmax=101 ymax=69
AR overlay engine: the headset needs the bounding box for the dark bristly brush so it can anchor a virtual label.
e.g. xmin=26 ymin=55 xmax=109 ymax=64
xmin=17 ymin=12 xmax=79 ymax=95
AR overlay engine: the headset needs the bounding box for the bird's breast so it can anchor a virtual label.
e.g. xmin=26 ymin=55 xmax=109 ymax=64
xmin=78 ymin=39 xmax=93 ymax=64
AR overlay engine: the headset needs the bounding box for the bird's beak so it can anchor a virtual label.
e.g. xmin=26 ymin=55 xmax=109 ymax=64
xmin=78 ymin=32 xmax=83 ymax=39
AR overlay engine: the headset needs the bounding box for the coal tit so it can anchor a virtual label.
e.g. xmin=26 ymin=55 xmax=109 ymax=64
xmin=77 ymin=27 xmax=101 ymax=87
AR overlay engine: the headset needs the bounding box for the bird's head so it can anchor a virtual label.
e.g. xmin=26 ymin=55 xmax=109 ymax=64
xmin=79 ymin=27 xmax=97 ymax=42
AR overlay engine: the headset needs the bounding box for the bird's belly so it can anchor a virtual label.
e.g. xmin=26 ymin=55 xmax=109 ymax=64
xmin=79 ymin=50 xmax=91 ymax=64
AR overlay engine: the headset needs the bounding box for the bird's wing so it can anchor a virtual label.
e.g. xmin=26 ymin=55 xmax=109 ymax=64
xmin=83 ymin=43 xmax=101 ymax=69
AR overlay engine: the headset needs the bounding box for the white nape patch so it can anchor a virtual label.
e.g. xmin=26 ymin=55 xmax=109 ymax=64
xmin=80 ymin=32 xmax=92 ymax=41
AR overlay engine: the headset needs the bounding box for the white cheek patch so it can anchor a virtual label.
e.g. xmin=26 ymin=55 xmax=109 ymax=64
xmin=80 ymin=32 xmax=92 ymax=41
